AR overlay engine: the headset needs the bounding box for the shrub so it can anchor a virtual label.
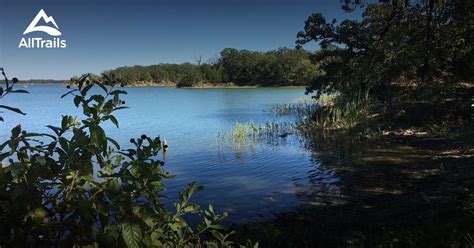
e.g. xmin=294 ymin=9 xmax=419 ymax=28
xmin=0 ymin=69 xmax=257 ymax=247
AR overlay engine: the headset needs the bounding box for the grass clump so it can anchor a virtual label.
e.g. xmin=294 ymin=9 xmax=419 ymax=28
xmin=216 ymin=121 xmax=297 ymax=150
xmin=269 ymin=94 xmax=338 ymax=125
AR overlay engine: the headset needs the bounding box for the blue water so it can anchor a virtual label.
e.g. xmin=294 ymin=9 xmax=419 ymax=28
xmin=0 ymin=85 xmax=339 ymax=223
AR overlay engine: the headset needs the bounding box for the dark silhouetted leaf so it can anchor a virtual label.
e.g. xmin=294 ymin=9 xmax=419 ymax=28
xmin=0 ymin=105 xmax=26 ymax=115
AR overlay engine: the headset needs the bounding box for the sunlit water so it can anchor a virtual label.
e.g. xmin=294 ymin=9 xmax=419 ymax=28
xmin=0 ymin=85 xmax=340 ymax=224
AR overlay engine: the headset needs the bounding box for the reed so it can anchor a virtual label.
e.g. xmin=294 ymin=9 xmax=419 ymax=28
xmin=268 ymin=94 xmax=338 ymax=124
xmin=308 ymin=90 xmax=370 ymax=129
xmin=216 ymin=120 xmax=297 ymax=149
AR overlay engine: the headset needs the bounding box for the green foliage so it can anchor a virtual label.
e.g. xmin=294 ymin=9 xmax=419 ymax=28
xmin=297 ymin=0 xmax=473 ymax=130
xmin=310 ymin=96 xmax=370 ymax=129
xmin=0 ymin=70 xmax=257 ymax=247
xmin=297 ymin=0 xmax=473 ymax=99
xmin=216 ymin=121 xmax=296 ymax=151
xmin=269 ymin=95 xmax=337 ymax=123
xmin=0 ymin=68 xmax=28 ymax=121
xmin=105 ymin=48 xmax=320 ymax=87
xmin=219 ymin=47 xmax=320 ymax=86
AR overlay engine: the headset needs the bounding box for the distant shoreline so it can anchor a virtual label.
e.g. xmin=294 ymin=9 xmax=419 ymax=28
xmin=125 ymin=81 xmax=306 ymax=88
xmin=17 ymin=82 xmax=65 ymax=86
xmin=18 ymin=81 xmax=306 ymax=89
xmin=18 ymin=80 xmax=67 ymax=84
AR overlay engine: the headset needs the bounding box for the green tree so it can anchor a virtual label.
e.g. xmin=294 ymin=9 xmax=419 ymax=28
xmin=104 ymin=48 xmax=318 ymax=87
xmin=296 ymin=0 xmax=474 ymax=101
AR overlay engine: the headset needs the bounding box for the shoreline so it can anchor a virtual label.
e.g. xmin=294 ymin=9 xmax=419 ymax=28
xmin=124 ymin=81 xmax=307 ymax=88
xmin=17 ymin=81 xmax=307 ymax=89
xmin=234 ymin=130 xmax=474 ymax=246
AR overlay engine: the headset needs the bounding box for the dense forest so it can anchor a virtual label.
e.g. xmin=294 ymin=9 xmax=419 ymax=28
xmin=103 ymin=48 xmax=319 ymax=87
xmin=295 ymin=0 xmax=473 ymax=131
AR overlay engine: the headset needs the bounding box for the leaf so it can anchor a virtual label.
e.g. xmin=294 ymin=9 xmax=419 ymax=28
xmin=98 ymin=83 xmax=108 ymax=94
xmin=60 ymin=89 xmax=78 ymax=98
xmin=106 ymin=179 xmax=120 ymax=193
xmin=209 ymin=224 xmax=225 ymax=230
xmin=107 ymin=137 xmax=120 ymax=150
xmin=47 ymin=125 xmax=61 ymax=136
xmin=78 ymin=73 xmax=89 ymax=84
xmin=150 ymin=231 xmax=163 ymax=246
xmin=113 ymin=106 xmax=129 ymax=111
xmin=61 ymin=115 xmax=69 ymax=129
xmin=0 ymin=105 xmax=26 ymax=115
xmin=81 ymin=83 xmax=94 ymax=96
xmin=22 ymin=132 xmax=44 ymax=138
xmin=0 ymin=152 xmax=9 ymax=161
xmin=186 ymin=182 xmax=203 ymax=199
xmin=103 ymin=100 xmax=114 ymax=115
xmin=9 ymin=89 xmax=29 ymax=94
xmin=73 ymin=95 xmax=82 ymax=107
xmin=113 ymin=94 xmax=120 ymax=106
xmin=90 ymin=126 xmax=107 ymax=151
xmin=11 ymin=125 xmax=21 ymax=138
xmin=209 ymin=204 xmax=214 ymax=212
xmin=182 ymin=204 xmax=200 ymax=213
xmin=90 ymin=95 xmax=105 ymax=104
xmin=110 ymin=90 xmax=127 ymax=95
xmin=210 ymin=230 xmax=225 ymax=241
xmin=29 ymin=207 xmax=47 ymax=223
xmin=59 ymin=137 xmax=69 ymax=151
xmin=120 ymin=221 xmax=142 ymax=248
xmin=109 ymin=115 xmax=119 ymax=128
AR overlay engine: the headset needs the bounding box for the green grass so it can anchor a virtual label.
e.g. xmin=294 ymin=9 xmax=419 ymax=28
xmin=268 ymin=93 xmax=372 ymax=130
xmin=269 ymin=95 xmax=336 ymax=119
xmin=216 ymin=121 xmax=297 ymax=147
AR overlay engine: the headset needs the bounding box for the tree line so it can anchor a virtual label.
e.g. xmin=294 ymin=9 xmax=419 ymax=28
xmin=297 ymin=0 xmax=473 ymax=129
xmin=103 ymin=48 xmax=320 ymax=87
xmin=298 ymin=0 xmax=473 ymax=101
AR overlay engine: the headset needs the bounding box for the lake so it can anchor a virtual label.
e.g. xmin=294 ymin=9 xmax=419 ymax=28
xmin=0 ymin=85 xmax=340 ymax=224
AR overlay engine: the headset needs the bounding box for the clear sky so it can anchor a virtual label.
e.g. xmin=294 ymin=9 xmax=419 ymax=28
xmin=0 ymin=0 xmax=362 ymax=80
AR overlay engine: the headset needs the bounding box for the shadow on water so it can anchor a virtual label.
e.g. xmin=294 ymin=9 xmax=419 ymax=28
xmin=212 ymin=99 xmax=474 ymax=246
xmin=235 ymin=128 xmax=474 ymax=247
xmin=211 ymin=119 xmax=348 ymax=225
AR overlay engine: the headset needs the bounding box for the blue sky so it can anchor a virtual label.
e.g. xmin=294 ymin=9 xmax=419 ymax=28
xmin=0 ymin=0 xmax=362 ymax=79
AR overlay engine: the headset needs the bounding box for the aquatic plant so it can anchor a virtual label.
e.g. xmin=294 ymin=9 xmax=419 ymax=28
xmin=215 ymin=120 xmax=299 ymax=152
xmin=268 ymin=94 xmax=338 ymax=125
xmin=311 ymin=98 xmax=369 ymax=129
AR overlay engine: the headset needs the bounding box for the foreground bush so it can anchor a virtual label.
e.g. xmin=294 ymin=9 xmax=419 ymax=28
xmin=0 ymin=68 xmax=256 ymax=247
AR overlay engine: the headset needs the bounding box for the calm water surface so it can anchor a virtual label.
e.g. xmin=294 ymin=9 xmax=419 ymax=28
xmin=1 ymin=85 xmax=340 ymax=223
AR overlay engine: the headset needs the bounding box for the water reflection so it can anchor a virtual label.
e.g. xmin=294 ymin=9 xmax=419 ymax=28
xmin=1 ymin=85 xmax=345 ymax=224
xmin=212 ymin=108 xmax=346 ymax=220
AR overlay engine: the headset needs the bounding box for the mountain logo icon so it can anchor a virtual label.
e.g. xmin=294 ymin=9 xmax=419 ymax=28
xmin=23 ymin=9 xmax=61 ymax=36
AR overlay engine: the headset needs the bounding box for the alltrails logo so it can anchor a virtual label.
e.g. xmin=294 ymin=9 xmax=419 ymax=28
xmin=19 ymin=9 xmax=67 ymax=48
